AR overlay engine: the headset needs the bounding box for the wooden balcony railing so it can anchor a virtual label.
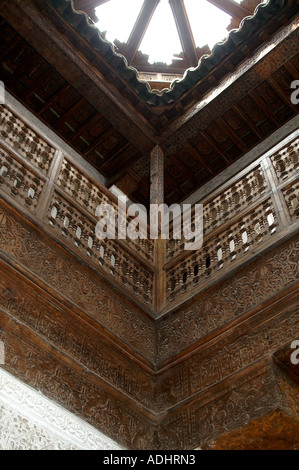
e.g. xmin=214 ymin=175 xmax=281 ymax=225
xmin=0 ymin=104 xmax=154 ymax=310
xmin=164 ymin=134 xmax=299 ymax=309
xmin=0 ymin=103 xmax=298 ymax=316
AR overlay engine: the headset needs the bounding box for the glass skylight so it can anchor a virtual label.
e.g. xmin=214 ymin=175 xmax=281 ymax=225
xmin=95 ymin=0 xmax=235 ymax=65
xmin=184 ymin=0 xmax=232 ymax=50
xmin=95 ymin=0 xmax=144 ymax=44
xmin=139 ymin=0 xmax=182 ymax=64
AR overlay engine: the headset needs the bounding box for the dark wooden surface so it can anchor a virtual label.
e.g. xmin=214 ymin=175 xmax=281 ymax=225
xmin=0 ymin=0 xmax=298 ymax=450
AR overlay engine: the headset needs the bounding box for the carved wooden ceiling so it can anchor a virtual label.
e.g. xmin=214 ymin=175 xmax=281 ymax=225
xmin=0 ymin=0 xmax=298 ymax=208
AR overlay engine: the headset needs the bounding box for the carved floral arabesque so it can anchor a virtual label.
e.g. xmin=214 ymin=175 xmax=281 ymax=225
xmin=0 ymin=264 xmax=155 ymax=410
xmin=158 ymin=234 xmax=299 ymax=363
xmin=0 ymin=325 xmax=153 ymax=450
xmin=157 ymin=302 xmax=299 ymax=410
xmin=0 ymin=203 xmax=156 ymax=364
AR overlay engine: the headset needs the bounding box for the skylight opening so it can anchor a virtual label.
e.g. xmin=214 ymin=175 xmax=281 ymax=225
xmin=139 ymin=0 xmax=182 ymax=65
xmin=184 ymin=0 xmax=232 ymax=51
xmin=95 ymin=0 xmax=237 ymax=66
xmin=95 ymin=0 xmax=144 ymax=44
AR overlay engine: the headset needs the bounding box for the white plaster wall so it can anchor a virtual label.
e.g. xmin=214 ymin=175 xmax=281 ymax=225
xmin=0 ymin=367 xmax=122 ymax=450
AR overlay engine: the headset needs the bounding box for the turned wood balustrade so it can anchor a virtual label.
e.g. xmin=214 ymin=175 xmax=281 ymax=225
xmin=0 ymin=103 xmax=298 ymax=316
xmin=165 ymin=136 xmax=299 ymax=309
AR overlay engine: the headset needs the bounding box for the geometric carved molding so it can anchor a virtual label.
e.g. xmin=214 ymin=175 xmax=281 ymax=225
xmin=0 ymin=367 xmax=122 ymax=450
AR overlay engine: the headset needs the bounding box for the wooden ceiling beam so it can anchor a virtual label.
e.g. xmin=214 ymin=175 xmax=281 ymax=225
xmin=124 ymin=0 xmax=160 ymax=65
xmin=216 ymin=117 xmax=248 ymax=152
xmin=84 ymin=127 xmax=115 ymax=156
xmin=39 ymin=83 xmax=71 ymax=114
xmin=69 ymin=113 xmax=101 ymax=143
xmin=283 ymin=61 xmax=299 ymax=81
xmin=206 ymin=0 xmax=252 ymax=20
xmin=169 ymin=0 xmax=198 ymax=67
xmin=53 ymin=97 xmax=87 ymax=129
xmin=248 ymin=90 xmax=279 ymax=126
xmin=0 ymin=0 xmax=156 ymax=157
xmin=185 ymin=142 xmax=215 ymax=174
xmin=200 ymin=131 xmax=231 ymax=165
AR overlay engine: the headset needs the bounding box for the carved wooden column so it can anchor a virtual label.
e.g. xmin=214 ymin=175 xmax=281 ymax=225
xmin=150 ymin=145 xmax=166 ymax=316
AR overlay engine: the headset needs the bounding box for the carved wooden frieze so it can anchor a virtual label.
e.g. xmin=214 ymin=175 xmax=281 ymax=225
xmin=0 ymin=261 xmax=155 ymax=411
xmin=0 ymin=95 xmax=298 ymax=449
xmin=157 ymin=301 xmax=299 ymax=411
xmin=0 ymin=201 xmax=156 ymax=364
xmin=0 ymin=317 xmax=155 ymax=450
xmin=157 ymin=365 xmax=280 ymax=449
xmin=158 ymin=234 xmax=299 ymax=363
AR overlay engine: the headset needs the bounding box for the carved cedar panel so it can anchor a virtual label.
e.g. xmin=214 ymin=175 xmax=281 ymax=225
xmin=0 ymin=145 xmax=45 ymax=213
xmin=0 ymin=262 xmax=155 ymax=410
xmin=0 ymin=318 xmax=154 ymax=450
xmin=0 ymin=201 xmax=156 ymax=364
xmin=0 ymin=105 xmax=55 ymax=174
xmin=158 ymin=366 xmax=280 ymax=449
xmin=158 ymin=234 xmax=299 ymax=363
xmin=157 ymin=302 xmax=299 ymax=411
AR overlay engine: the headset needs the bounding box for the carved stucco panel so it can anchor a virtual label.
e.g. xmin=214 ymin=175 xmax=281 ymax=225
xmin=0 ymin=367 xmax=122 ymax=450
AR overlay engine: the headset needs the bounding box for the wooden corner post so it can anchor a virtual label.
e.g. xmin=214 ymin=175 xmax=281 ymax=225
xmin=150 ymin=145 xmax=166 ymax=316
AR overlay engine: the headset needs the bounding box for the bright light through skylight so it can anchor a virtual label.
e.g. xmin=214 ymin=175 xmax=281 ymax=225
xmin=95 ymin=0 xmax=234 ymax=66
xmin=184 ymin=0 xmax=232 ymax=51
xmin=95 ymin=0 xmax=144 ymax=43
xmin=139 ymin=0 xmax=182 ymax=65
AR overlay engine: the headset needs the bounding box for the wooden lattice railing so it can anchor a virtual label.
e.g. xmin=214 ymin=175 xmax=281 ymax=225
xmin=0 ymin=104 xmax=154 ymax=310
xmin=0 ymin=103 xmax=298 ymax=315
xmin=164 ymin=135 xmax=299 ymax=309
